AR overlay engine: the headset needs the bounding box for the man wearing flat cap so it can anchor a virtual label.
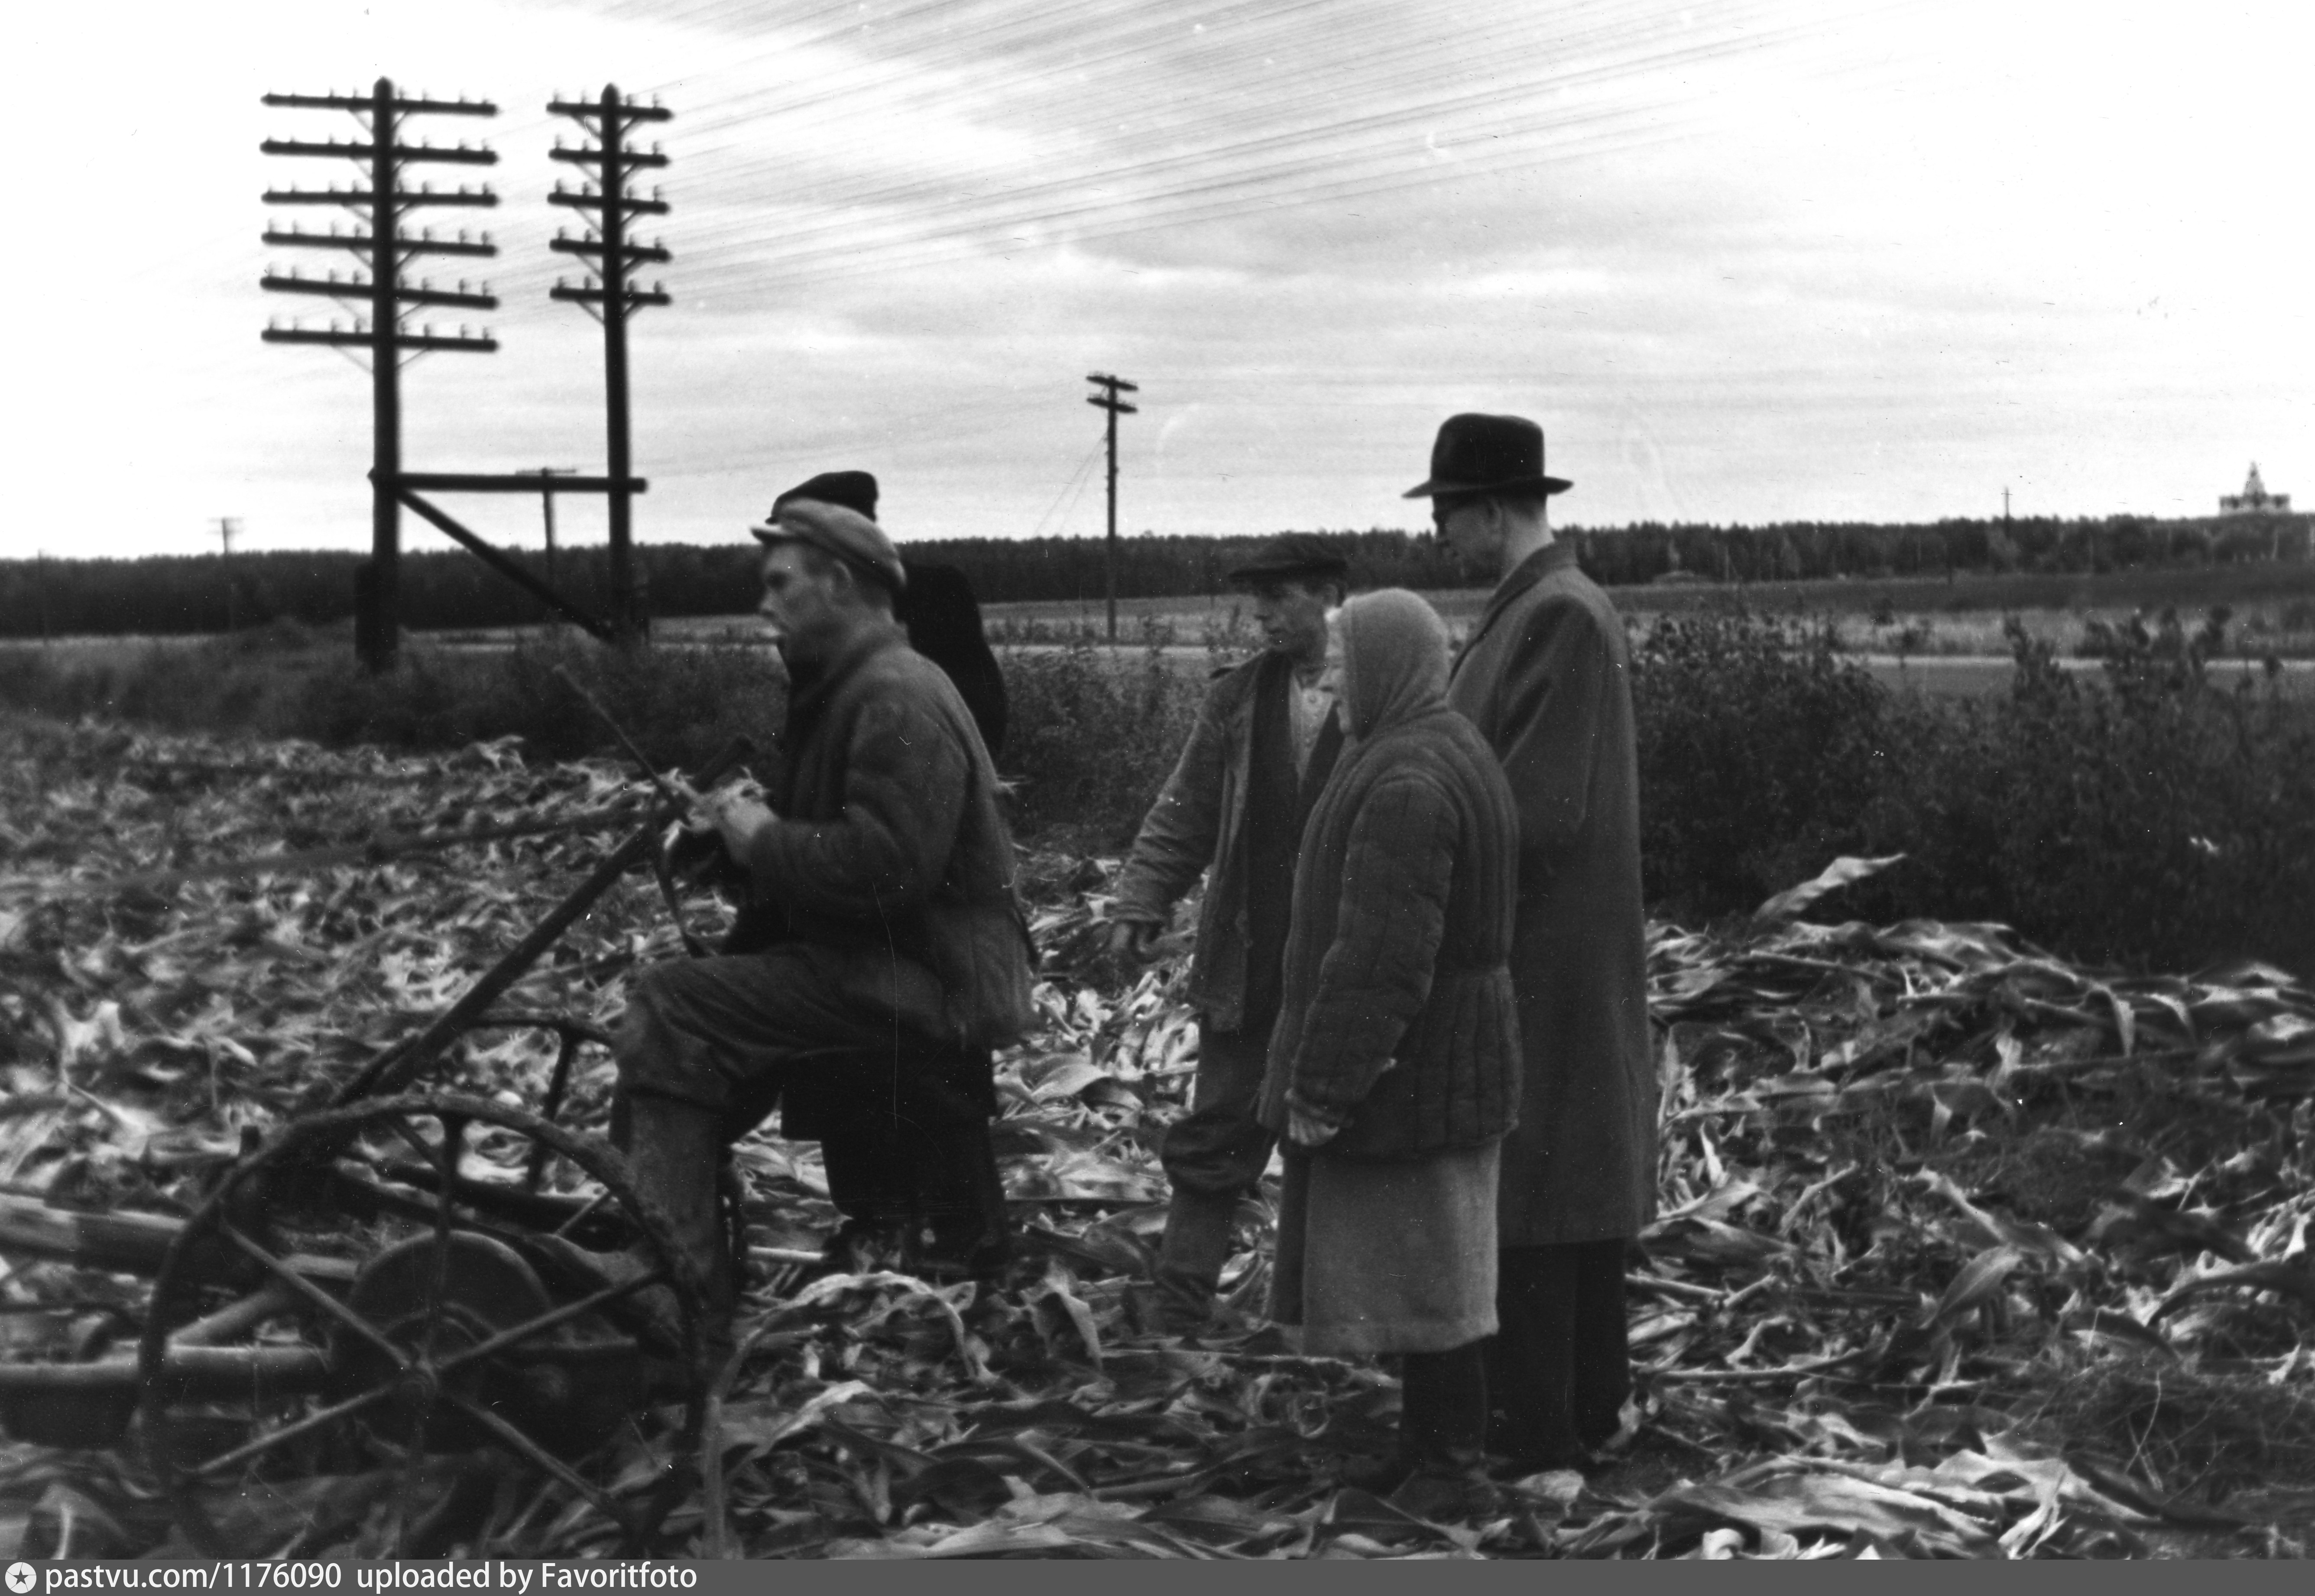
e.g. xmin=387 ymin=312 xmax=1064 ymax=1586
xmin=770 ymin=472 xmax=1011 ymax=761
xmin=1409 ymin=414 xmax=1657 ymax=1471
xmin=593 ymin=477 xmax=1035 ymax=1359
xmin=1109 ymin=532 xmax=1350 ymax=1334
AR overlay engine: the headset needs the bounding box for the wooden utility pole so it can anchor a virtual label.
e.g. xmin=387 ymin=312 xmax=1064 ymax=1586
xmin=260 ymin=81 xmax=653 ymax=658
xmin=521 ymin=467 xmax=578 ymax=603
xmin=260 ymin=79 xmax=501 ymax=670
xmin=1084 ymin=372 xmax=1138 ymax=642
xmin=210 ymin=517 xmax=242 ymax=632
xmin=550 ymin=87 xmax=673 ymax=644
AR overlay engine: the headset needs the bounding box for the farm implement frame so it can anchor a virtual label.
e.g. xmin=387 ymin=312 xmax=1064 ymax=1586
xmin=0 ymin=739 xmax=752 ymax=1557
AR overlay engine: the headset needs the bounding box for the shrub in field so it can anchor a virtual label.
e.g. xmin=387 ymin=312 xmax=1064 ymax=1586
xmin=0 ymin=629 xmax=788 ymax=778
xmin=0 ymin=626 xmax=333 ymax=733
xmin=291 ymin=632 xmax=788 ymax=773
xmin=1000 ymin=631 xmax=1208 ymax=845
xmin=1631 ymin=607 xmax=1913 ymax=921
xmin=1628 ymin=604 xmax=2315 ymax=972
xmin=1897 ymin=614 xmax=2315 ymax=971
xmin=0 ymin=646 xmax=76 ymax=719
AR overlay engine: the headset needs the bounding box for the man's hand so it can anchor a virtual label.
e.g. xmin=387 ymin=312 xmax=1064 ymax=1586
xmin=1106 ymin=921 xmax=1158 ymax=962
xmin=1286 ymin=1098 xmax=1342 ymax=1149
xmin=690 ymin=785 xmax=777 ymax=862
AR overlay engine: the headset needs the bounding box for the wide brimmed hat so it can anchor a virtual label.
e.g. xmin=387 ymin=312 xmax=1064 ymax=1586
xmin=1227 ymin=533 xmax=1349 ymax=585
xmin=1402 ymin=413 xmax=1571 ymax=499
xmin=749 ymin=498 xmax=906 ymax=594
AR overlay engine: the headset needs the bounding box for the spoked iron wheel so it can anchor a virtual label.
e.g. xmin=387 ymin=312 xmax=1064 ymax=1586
xmin=136 ymin=1093 xmax=707 ymax=1558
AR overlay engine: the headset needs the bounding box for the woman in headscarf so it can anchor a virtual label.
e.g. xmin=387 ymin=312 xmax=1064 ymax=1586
xmin=1258 ymin=588 xmax=1523 ymax=1511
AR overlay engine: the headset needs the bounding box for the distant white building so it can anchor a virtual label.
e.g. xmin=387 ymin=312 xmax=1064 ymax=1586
xmin=2220 ymin=461 xmax=2292 ymax=515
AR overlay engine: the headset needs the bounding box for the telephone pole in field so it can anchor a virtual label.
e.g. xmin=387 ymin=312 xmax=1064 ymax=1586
xmin=550 ymin=86 xmax=673 ymax=643
xmin=260 ymin=79 xmax=501 ymax=669
xmin=210 ymin=517 xmax=242 ymax=632
xmin=1085 ymin=372 xmax=1138 ymax=642
xmin=521 ymin=466 xmax=578 ymax=613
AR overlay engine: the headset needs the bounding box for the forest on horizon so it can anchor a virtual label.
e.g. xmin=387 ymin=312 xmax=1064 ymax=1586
xmin=2 ymin=513 xmax=2308 ymax=639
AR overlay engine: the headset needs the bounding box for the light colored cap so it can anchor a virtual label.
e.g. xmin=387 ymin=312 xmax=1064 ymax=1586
xmin=749 ymin=497 xmax=906 ymax=594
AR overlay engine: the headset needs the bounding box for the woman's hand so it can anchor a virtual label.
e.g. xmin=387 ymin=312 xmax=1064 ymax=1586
xmin=1286 ymin=1097 xmax=1343 ymax=1149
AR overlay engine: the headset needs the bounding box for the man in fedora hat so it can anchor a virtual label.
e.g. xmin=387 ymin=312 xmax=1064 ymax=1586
xmin=1408 ymin=414 xmax=1657 ymax=1471
xmin=584 ymin=479 xmax=1035 ymax=1361
xmin=1109 ymin=532 xmax=1351 ymax=1335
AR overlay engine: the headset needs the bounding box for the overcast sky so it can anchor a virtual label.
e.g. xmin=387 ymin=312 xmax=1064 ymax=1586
xmin=9 ymin=0 xmax=2313 ymax=563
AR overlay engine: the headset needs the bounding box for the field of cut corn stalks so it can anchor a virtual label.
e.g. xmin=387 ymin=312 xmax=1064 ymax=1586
xmin=2 ymin=714 xmax=2313 ymax=1559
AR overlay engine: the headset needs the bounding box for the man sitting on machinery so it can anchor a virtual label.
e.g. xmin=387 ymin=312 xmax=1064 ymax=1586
xmin=601 ymin=487 xmax=1036 ymax=1359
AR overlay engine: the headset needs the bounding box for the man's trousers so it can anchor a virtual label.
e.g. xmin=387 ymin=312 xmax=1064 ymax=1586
xmin=616 ymin=947 xmax=1002 ymax=1261
xmin=1483 ymin=1239 xmax=1632 ymax=1466
xmin=1150 ymin=1022 xmax=1277 ymax=1324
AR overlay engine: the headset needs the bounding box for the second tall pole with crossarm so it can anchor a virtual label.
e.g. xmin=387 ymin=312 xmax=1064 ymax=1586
xmin=551 ymin=86 xmax=673 ymax=644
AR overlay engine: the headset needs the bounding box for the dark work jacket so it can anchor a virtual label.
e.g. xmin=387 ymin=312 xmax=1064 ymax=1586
xmin=896 ymin=561 xmax=1009 ymax=762
xmin=1448 ymin=542 xmax=1657 ymax=1242
xmin=1112 ymin=652 xmax=1341 ymax=1034
xmin=1255 ymin=704 xmax=1522 ymax=1158
xmin=742 ymin=621 xmax=1036 ymax=1051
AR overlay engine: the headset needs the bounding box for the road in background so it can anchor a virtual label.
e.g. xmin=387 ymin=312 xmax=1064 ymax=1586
xmin=10 ymin=624 xmax=2313 ymax=700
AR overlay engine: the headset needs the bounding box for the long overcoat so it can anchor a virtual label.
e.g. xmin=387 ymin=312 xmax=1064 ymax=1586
xmin=1447 ymin=542 xmax=1657 ymax=1244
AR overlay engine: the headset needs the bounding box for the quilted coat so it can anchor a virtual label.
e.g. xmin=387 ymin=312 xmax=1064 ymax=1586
xmin=1257 ymin=590 xmax=1523 ymax=1159
xmin=742 ymin=619 xmax=1036 ymax=1050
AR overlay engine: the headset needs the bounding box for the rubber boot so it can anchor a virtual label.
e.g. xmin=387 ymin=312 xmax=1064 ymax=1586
xmin=1144 ymin=1184 xmax=1239 ymax=1336
xmin=623 ymin=1095 xmax=737 ymax=1373
xmin=1391 ymin=1343 xmax=1498 ymax=1520
xmin=533 ymin=1096 xmax=735 ymax=1380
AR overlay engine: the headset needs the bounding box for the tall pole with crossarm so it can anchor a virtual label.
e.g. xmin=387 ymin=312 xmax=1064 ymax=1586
xmin=550 ymin=87 xmax=673 ymax=644
xmin=1085 ymin=373 xmax=1138 ymax=643
xmin=260 ymin=79 xmax=500 ymax=669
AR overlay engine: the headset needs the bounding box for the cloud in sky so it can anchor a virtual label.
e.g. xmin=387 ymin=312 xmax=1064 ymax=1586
xmin=8 ymin=0 xmax=2314 ymax=564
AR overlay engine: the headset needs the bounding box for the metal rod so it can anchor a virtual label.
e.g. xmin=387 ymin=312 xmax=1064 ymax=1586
xmin=169 ymin=1281 xmax=301 ymax=1348
xmin=441 ymin=1386 xmax=629 ymax=1525
xmin=331 ymin=736 xmax=753 ymax=1106
xmin=528 ymin=1031 xmax=584 ymax=1189
xmin=186 ymin=1378 xmax=399 ymax=1479
xmin=0 ymin=1195 xmax=354 ymax=1287
xmin=551 ymin=665 xmax=694 ymax=807
xmin=219 ymin=1222 xmax=411 ymax=1374
xmin=0 ymin=1344 xmax=329 ymax=1396
xmin=430 ymin=1272 xmax=658 ymax=1382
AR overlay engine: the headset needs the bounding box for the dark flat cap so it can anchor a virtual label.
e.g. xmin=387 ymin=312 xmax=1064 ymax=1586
xmin=771 ymin=469 xmax=879 ymax=521
xmin=1228 ymin=533 xmax=1349 ymax=585
xmin=1402 ymin=413 xmax=1572 ymax=499
xmin=749 ymin=498 xmax=906 ymax=594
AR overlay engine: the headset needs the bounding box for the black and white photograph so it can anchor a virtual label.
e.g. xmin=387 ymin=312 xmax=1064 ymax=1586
xmin=3 ymin=0 xmax=2314 ymax=1562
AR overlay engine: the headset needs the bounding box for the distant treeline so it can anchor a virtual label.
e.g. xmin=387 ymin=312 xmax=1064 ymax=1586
xmin=3 ymin=514 xmax=2309 ymax=638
